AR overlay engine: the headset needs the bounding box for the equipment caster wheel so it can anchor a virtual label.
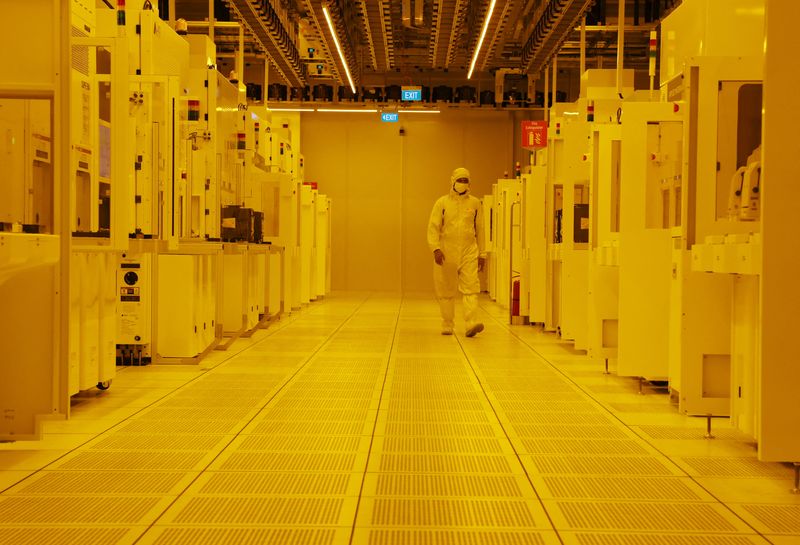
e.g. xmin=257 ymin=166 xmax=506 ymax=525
xmin=97 ymin=380 xmax=112 ymax=391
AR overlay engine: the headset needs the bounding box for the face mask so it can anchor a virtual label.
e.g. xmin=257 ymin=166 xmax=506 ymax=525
xmin=453 ymin=181 xmax=469 ymax=194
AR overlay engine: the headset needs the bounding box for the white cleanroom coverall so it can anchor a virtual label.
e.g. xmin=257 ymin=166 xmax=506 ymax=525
xmin=427 ymin=167 xmax=486 ymax=334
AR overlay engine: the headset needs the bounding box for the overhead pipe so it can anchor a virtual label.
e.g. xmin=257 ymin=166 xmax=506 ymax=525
xmin=616 ymin=0 xmax=625 ymax=98
xmin=208 ymin=0 xmax=214 ymax=42
xmin=237 ymin=24 xmax=244 ymax=86
xmin=552 ymin=56 xmax=558 ymax=108
xmin=544 ymin=63 xmax=550 ymax=121
xmin=580 ymin=16 xmax=586 ymax=78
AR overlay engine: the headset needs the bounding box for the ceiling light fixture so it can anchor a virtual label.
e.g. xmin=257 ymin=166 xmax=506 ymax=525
xmin=398 ymin=109 xmax=441 ymax=113
xmin=317 ymin=108 xmax=379 ymax=113
xmin=322 ymin=5 xmax=356 ymax=94
xmin=270 ymin=108 xmax=316 ymax=112
xmin=467 ymin=0 xmax=498 ymax=80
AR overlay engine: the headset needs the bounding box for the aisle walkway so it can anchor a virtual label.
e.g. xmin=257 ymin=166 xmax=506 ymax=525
xmin=0 ymin=294 xmax=798 ymax=545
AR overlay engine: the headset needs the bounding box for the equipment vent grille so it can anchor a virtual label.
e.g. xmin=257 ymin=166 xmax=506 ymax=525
xmin=70 ymin=26 xmax=89 ymax=77
xmin=55 ymin=450 xmax=207 ymax=471
xmin=150 ymin=528 xmax=337 ymax=545
xmin=0 ymin=496 xmax=159 ymax=524
xmin=375 ymin=474 xmax=523 ymax=497
xmin=742 ymin=504 xmax=800 ymax=533
xmin=172 ymin=497 xmax=344 ymax=524
xmin=528 ymin=455 xmax=673 ymax=475
xmin=519 ymin=439 xmax=648 ymax=456
xmin=199 ymin=472 xmax=350 ymax=495
xmin=542 ymin=476 xmax=702 ymax=501
xmin=377 ymin=453 xmax=513 ymax=474
xmin=0 ymin=528 xmax=128 ymax=545
xmin=370 ymin=498 xmax=538 ymax=527
xmin=365 ymin=529 xmax=546 ymax=545
xmin=11 ymin=471 xmax=185 ymax=495
xmin=557 ymin=502 xmax=737 ymax=531
xmin=680 ymin=457 xmax=791 ymax=478
xmin=218 ymin=452 xmax=358 ymax=472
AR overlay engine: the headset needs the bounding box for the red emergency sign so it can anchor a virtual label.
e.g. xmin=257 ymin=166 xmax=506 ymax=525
xmin=521 ymin=120 xmax=548 ymax=150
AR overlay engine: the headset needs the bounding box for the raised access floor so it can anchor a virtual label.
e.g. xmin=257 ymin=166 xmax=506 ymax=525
xmin=1 ymin=294 xmax=798 ymax=544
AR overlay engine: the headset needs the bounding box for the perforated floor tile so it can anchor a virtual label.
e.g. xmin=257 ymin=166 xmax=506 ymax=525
xmin=160 ymin=495 xmax=358 ymax=526
xmin=677 ymin=458 xmax=792 ymax=478
xmin=532 ymin=475 xmax=710 ymax=501
xmin=210 ymin=451 xmax=366 ymax=472
xmin=515 ymin=438 xmax=650 ymax=456
xmin=0 ymin=495 xmax=173 ymax=525
xmin=136 ymin=526 xmax=351 ymax=545
xmin=362 ymin=473 xmax=533 ymax=498
xmin=637 ymin=426 xmax=751 ymax=441
xmin=559 ymin=532 xmax=769 ymax=545
xmin=192 ymin=472 xmax=363 ymax=496
xmin=356 ymin=497 xmax=550 ymax=528
xmin=546 ymin=501 xmax=753 ymax=532
xmin=0 ymin=528 xmax=138 ymax=545
xmin=370 ymin=453 xmax=518 ymax=474
xmin=376 ymin=436 xmax=507 ymax=455
xmin=2 ymin=294 xmax=795 ymax=543
xmin=735 ymin=504 xmax=800 ymax=534
xmin=6 ymin=471 xmax=193 ymax=495
xmin=351 ymin=528 xmax=560 ymax=545
xmin=521 ymin=455 xmax=679 ymax=476
xmin=52 ymin=450 xmax=212 ymax=471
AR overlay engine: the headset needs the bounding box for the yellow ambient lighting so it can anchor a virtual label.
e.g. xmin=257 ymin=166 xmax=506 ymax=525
xmin=316 ymin=108 xmax=379 ymax=113
xmin=467 ymin=0 xmax=497 ymax=79
xmin=398 ymin=109 xmax=440 ymax=113
xmin=270 ymin=108 xmax=315 ymax=112
xmin=322 ymin=6 xmax=356 ymax=94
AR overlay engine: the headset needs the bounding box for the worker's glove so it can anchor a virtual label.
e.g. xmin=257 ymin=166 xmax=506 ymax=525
xmin=433 ymin=249 xmax=445 ymax=265
xmin=478 ymin=256 xmax=486 ymax=272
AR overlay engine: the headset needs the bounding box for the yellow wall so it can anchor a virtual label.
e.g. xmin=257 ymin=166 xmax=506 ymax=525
xmin=302 ymin=110 xmax=514 ymax=292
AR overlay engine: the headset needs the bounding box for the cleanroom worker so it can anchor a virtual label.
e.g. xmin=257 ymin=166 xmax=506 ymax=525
xmin=427 ymin=167 xmax=486 ymax=337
